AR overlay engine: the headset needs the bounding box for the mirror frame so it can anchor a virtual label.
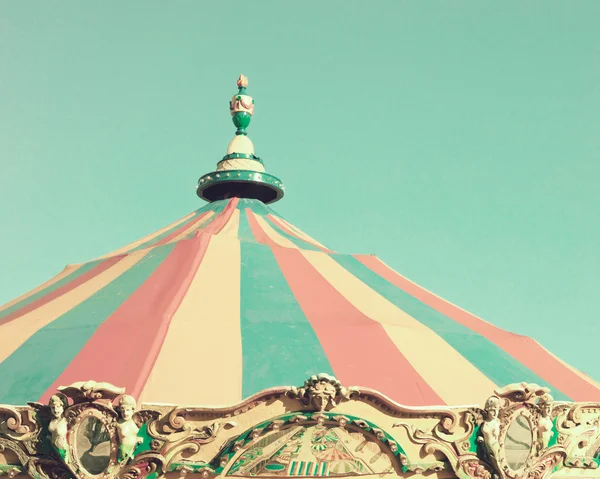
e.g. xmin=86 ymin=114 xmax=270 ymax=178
xmin=67 ymin=407 xmax=119 ymax=479
xmin=499 ymin=408 xmax=535 ymax=476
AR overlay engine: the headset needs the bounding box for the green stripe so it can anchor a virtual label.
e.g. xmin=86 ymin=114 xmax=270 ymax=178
xmin=127 ymin=210 xmax=206 ymax=253
xmin=241 ymin=199 xmax=322 ymax=251
xmin=131 ymin=199 xmax=228 ymax=249
xmin=0 ymin=259 xmax=104 ymax=320
xmin=239 ymin=209 xmax=333 ymax=398
xmin=237 ymin=199 xmax=259 ymax=243
xmin=332 ymin=254 xmax=572 ymax=401
xmin=0 ymin=208 xmax=211 ymax=319
xmin=0 ymin=244 xmax=176 ymax=404
xmin=182 ymin=199 xmax=230 ymax=239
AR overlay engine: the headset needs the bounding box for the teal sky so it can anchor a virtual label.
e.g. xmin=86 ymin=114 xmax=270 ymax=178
xmin=1 ymin=2 xmax=599 ymax=380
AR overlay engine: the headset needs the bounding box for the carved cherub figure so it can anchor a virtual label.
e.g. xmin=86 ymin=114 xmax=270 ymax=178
xmin=537 ymin=394 xmax=554 ymax=450
xmin=116 ymin=395 xmax=143 ymax=462
xmin=48 ymin=394 xmax=69 ymax=461
xmin=479 ymin=396 xmax=502 ymax=465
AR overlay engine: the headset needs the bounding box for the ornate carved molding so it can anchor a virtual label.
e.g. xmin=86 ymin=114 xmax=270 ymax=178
xmin=2 ymin=378 xmax=600 ymax=479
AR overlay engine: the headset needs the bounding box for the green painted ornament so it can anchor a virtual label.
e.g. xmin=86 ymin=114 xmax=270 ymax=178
xmin=230 ymin=74 xmax=255 ymax=136
xmin=232 ymin=111 xmax=252 ymax=135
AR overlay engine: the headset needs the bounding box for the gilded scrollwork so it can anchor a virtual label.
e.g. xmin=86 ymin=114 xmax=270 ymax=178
xmin=2 ymin=378 xmax=600 ymax=479
xmin=0 ymin=438 xmax=30 ymax=469
xmin=460 ymin=458 xmax=495 ymax=479
xmin=523 ymin=449 xmax=566 ymax=479
xmin=28 ymin=457 xmax=73 ymax=479
xmin=58 ymin=381 xmax=125 ymax=405
xmin=2 ymin=382 xmax=165 ymax=479
xmin=0 ymin=407 xmax=36 ymax=436
xmin=391 ymin=383 xmax=581 ymax=479
xmin=118 ymin=451 xmax=164 ymax=479
xmin=495 ymin=383 xmax=550 ymax=404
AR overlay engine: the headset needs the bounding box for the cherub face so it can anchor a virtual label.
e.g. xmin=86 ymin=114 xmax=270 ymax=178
xmin=49 ymin=398 xmax=64 ymax=418
xmin=485 ymin=396 xmax=501 ymax=420
xmin=488 ymin=405 xmax=499 ymax=419
xmin=541 ymin=403 xmax=552 ymax=418
xmin=119 ymin=404 xmax=134 ymax=421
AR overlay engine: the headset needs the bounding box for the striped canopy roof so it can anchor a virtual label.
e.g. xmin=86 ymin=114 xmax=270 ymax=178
xmin=1 ymin=196 xmax=599 ymax=407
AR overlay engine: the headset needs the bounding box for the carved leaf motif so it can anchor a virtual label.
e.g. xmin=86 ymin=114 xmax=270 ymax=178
xmin=524 ymin=451 xmax=565 ymax=479
xmin=64 ymin=403 xmax=117 ymax=428
xmin=0 ymin=438 xmax=31 ymax=466
xmin=132 ymin=409 xmax=160 ymax=428
xmin=0 ymin=407 xmax=31 ymax=435
xmin=28 ymin=458 xmax=74 ymax=479
xmin=58 ymin=381 xmax=125 ymax=404
xmin=462 ymin=459 xmax=494 ymax=479
xmin=119 ymin=452 xmax=164 ymax=479
xmin=495 ymin=383 xmax=550 ymax=404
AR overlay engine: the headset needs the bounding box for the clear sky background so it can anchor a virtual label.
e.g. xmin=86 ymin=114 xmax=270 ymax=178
xmin=1 ymin=2 xmax=599 ymax=379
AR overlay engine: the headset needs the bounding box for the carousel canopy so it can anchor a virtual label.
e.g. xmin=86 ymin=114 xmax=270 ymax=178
xmin=1 ymin=76 xmax=598 ymax=409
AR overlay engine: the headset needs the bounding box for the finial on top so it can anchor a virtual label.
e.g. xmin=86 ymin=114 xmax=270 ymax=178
xmin=196 ymin=75 xmax=285 ymax=204
xmin=230 ymin=74 xmax=254 ymax=136
xmin=237 ymin=74 xmax=249 ymax=89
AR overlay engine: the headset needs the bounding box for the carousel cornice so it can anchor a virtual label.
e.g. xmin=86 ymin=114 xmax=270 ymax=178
xmin=1 ymin=376 xmax=600 ymax=479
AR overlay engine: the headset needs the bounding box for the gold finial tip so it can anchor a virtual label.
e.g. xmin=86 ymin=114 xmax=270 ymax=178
xmin=237 ymin=74 xmax=249 ymax=88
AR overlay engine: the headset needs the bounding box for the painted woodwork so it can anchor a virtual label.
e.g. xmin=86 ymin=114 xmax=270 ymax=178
xmin=2 ymin=377 xmax=600 ymax=479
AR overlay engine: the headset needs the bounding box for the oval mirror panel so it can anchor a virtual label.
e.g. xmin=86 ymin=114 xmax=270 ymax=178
xmin=505 ymin=414 xmax=533 ymax=470
xmin=76 ymin=416 xmax=111 ymax=475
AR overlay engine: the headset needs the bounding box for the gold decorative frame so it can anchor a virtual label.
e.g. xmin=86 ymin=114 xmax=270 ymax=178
xmin=2 ymin=377 xmax=600 ymax=479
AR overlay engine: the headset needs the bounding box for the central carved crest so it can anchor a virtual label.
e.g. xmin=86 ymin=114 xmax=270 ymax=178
xmin=288 ymin=374 xmax=357 ymax=412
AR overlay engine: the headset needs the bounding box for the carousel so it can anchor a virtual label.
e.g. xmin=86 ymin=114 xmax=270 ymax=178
xmin=1 ymin=76 xmax=600 ymax=479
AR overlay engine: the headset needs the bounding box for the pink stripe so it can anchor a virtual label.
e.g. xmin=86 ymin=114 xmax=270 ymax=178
xmin=266 ymin=214 xmax=333 ymax=253
xmin=153 ymin=211 xmax=211 ymax=246
xmin=0 ymin=256 xmax=125 ymax=327
xmin=356 ymin=255 xmax=600 ymax=402
xmin=247 ymin=212 xmax=444 ymax=406
xmin=195 ymin=197 xmax=239 ymax=237
xmin=39 ymin=235 xmax=212 ymax=402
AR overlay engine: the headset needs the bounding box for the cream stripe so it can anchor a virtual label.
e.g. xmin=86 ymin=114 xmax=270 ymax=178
xmin=276 ymin=216 xmax=329 ymax=250
xmin=98 ymin=212 xmax=197 ymax=259
xmin=217 ymin=209 xmax=240 ymax=238
xmin=302 ymin=251 xmax=498 ymax=405
xmin=371 ymin=256 xmax=600 ymax=396
xmin=253 ymin=214 xmax=299 ymax=250
xmin=0 ymin=251 xmax=149 ymax=363
xmin=0 ymin=264 xmax=81 ymax=313
xmin=167 ymin=211 xmax=215 ymax=243
xmin=139 ymin=236 xmax=242 ymax=405
xmin=369 ymin=256 xmax=501 ymax=327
